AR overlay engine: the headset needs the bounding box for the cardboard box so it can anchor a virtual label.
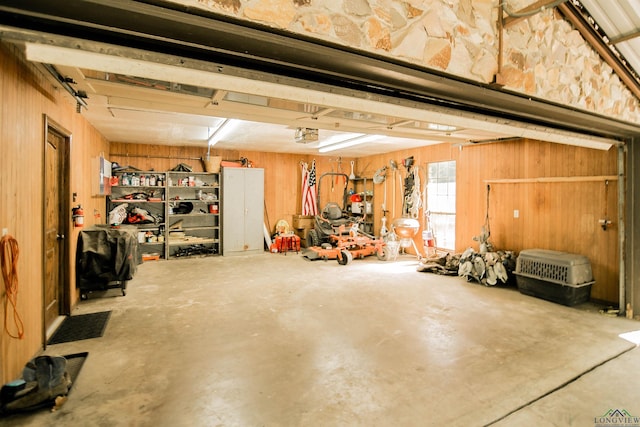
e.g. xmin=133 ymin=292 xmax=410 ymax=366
xmin=293 ymin=228 xmax=309 ymax=247
xmin=292 ymin=215 xmax=315 ymax=230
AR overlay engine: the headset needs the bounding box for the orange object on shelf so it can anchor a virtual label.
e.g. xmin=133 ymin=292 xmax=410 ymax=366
xmin=220 ymin=160 xmax=242 ymax=168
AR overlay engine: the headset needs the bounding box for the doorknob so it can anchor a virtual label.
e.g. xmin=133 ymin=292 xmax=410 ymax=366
xmin=57 ymin=234 xmax=65 ymax=240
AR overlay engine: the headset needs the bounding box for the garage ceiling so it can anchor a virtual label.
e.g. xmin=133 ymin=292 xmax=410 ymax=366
xmin=51 ymin=62 xmax=507 ymax=156
xmin=1 ymin=0 xmax=639 ymax=157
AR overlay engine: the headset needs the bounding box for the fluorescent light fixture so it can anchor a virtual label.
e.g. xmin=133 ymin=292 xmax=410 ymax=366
xmin=317 ymin=133 xmax=364 ymax=148
xmin=207 ymin=118 xmax=239 ymax=147
xmin=319 ymin=134 xmax=384 ymax=153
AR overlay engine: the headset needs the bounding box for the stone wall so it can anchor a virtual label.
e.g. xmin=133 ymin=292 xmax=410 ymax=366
xmin=502 ymin=7 xmax=639 ymax=122
xmin=173 ymin=0 xmax=640 ymax=124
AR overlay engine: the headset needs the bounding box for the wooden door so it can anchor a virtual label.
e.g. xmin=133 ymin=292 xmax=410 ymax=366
xmin=44 ymin=128 xmax=65 ymax=330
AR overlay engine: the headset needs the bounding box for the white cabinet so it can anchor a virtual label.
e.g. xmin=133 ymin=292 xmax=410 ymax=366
xmin=222 ymin=168 xmax=264 ymax=255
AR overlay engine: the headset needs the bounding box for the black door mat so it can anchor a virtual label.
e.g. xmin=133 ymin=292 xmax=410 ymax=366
xmin=64 ymin=352 xmax=89 ymax=384
xmin=47 ymin=311 xmax=111 ymax=345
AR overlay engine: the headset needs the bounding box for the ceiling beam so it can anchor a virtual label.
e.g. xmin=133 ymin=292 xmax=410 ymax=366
xmin=610 ymin=30 xmax=640 ymax=45
xmin=310 ymin=108 xmax=334 ymax=119
xmin=208 ymin=89 xmax=227 ymax=107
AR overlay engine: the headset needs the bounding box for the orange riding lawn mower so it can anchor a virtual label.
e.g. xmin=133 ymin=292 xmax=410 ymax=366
xmin=303 ymin=172 xmax=390 ymax=265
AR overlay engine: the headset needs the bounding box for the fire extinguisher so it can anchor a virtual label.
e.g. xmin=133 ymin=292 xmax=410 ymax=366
xmin=72 ymin=205 xmax=85 ymax=228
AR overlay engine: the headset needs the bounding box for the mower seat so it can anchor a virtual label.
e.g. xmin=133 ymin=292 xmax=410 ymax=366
xmin=320 ymin=202 xmax=353 ymax=228
xmin=322 ymin=203 xmax=344 ymax=220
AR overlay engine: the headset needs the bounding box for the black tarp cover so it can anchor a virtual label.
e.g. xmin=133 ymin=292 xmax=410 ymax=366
xmin=76 ymin=226 xmax=140 ymax=291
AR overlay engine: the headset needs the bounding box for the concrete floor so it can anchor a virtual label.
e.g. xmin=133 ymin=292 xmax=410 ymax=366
xmin=3 ymin=253 xmax=640 ymax=426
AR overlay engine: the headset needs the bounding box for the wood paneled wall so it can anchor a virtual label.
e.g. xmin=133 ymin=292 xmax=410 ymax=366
xmin=356 ymin=143 xmax=460 ymax=236
xmin=0 ymin=43 xmax=110 ymax=384
xmin=109 ymin=143 xmax=356 ymax=235
xmin=359 ymin=140 xmax=620 ymax=303
xmin=111 ymin=141 xmax=619 ymax=304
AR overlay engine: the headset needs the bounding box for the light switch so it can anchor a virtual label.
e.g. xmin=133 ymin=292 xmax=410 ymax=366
xmin=513 ymin=210 xmax=520 ymax=218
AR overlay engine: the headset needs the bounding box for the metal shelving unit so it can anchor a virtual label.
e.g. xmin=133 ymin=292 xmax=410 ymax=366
xmin=107 ymin=172 xmax=167 ymax=260
xmin=166 ymin=171 xmax=220 ymax=258
xmin=347 ymin=177 xmax=374 ymax=235
xmin=107 ymin=170 xmax=221 ymax=260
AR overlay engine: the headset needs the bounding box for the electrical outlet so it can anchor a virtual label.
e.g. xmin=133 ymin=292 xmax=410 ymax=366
xmin=513 ymin=210 xmax=520 ymax=219
xmin=2 ymin=228 xmax=8 ymax=236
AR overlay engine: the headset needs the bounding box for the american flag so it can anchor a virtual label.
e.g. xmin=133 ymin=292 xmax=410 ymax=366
xmin=301 ymin=160 xmax=318 ymax=216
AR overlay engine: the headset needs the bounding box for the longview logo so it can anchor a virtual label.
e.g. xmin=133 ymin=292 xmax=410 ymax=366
xmin=595 ymin=409 xmax=640 ymax=427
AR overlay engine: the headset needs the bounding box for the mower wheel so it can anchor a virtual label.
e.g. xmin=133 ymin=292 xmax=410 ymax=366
xmin=376 ymin=246 xmax=390 ymax=261
xmin=306 ymin=228 xmax=321 ymax=247
xmin=337 ymin=250 xmax=353 ymax=265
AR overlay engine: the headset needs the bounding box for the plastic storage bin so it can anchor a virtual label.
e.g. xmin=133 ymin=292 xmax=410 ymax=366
xmin=514 ymin=249 xmax=594 ymax=306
